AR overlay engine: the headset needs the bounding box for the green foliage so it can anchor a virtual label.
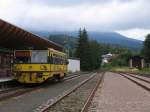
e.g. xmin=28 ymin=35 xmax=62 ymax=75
xmin=104 ymin=48 xmax=132 ymax=68
xmin=99 ymin=43 xmax=130 ymax=54
xmin=143 ymin=34 xmax=150 ymax=62
xmin=88 ymin=40 xmax=102 ymax=70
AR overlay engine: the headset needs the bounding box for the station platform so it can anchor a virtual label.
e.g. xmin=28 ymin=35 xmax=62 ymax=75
xmin=0 ymin=77 xmax=14 ymax=83
xmin=0 ymin=77 xmax=15 ymax=88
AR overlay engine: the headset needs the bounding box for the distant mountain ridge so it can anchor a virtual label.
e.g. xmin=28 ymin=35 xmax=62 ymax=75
xmin=32 ymin=31 xmax=143 ymax=50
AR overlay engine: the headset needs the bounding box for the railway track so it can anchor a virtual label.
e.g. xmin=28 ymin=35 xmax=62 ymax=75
xmin=34 ymin=72 xmax=104 ymax=112
xmin=119 ymin=71 xmax=150 ymax=78
xmin=81 ymin=72 xmax=105 ymax=112
xmin=0 ymin=72 xmax=86 ymax=94
xmin=0 ymin=86 xmax=22 ymax=94
xmin=119 ymin=72 xmax=150 ymax=92
xmin=0 ymin=73 xmax=87 ymax=102
xmin=125 ymin=73 xmax=150 ymax=84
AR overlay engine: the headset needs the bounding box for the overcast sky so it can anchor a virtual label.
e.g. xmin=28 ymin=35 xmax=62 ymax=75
xmin=0 ymin=0 xmax=150 ymax=40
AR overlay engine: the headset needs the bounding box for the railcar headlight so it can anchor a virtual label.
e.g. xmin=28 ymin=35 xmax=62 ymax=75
xmin=36 ymin=73 xmax=42 ymax=78
xmin=40 ymin=65 xmax=47 ymax=70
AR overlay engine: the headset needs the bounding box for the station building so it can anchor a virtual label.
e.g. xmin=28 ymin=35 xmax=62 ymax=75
xmin=68 ymin=58 xmax=80 ymax=72
xmin=129 ymin=56 xmax=145 ymax=69
xmin=0 ymin=49 xmax=12 ymax=78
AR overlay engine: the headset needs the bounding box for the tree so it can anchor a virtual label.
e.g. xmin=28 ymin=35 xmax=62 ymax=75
xmin=89 ymin=40 xmax=101 ymax=70
xmin=76 ymin=28 xmax=91 ymax=71
xmin=75 ymin=28 xmax=82 ymax=58
xmin=76 ymin=29 xmax=102 ymax=71
xmin=143 ymin=34 xmax=150 ymax=62
xmin=112 ymin=49 xmax=132 ymax=66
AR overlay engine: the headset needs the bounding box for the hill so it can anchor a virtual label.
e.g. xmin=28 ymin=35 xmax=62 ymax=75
xmin=33 ymin=31 xmax=143 ymax=50
xmin=88 ymin=32 xmax=143 ymax=50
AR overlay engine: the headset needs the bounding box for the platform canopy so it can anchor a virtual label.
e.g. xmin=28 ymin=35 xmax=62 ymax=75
xmin=0 ymin=19 xmax=64 ymax=51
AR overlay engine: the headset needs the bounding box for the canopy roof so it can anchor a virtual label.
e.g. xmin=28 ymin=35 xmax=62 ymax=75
xmin=0 ymin=19 xmax=64 ymax=51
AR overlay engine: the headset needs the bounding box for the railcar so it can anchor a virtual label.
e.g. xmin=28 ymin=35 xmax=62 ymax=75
xmin=13 ymin=48 xmax=68 ymax=83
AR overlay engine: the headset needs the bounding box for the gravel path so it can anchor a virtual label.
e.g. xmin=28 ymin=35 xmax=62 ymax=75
xmin=89 ymin=72 xmax=150 ymax=112
xmin=0 ymin=73 xmax=92 ymax=112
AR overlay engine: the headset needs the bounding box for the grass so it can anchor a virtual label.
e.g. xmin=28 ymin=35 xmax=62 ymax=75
xmin=136 ymin=68 xmax=150 ymax=75
xmin=101 ymin=65 xmax=150 ymax=75
xmin=110 ymin=66 xmax=139 ymax=72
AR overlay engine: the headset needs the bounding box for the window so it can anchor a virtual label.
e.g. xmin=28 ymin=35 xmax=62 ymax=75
xmin=48 ymin=52 xmax=67 ymax=65
xmin=14 ymin=57 xmax=30 ymax=63
xmin=15 ymin=51 xmax=30 ymax=63
xmin=31 ymin=51 xmax=48 ymax=63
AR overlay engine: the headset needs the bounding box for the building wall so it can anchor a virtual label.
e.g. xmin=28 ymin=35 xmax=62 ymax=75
xmin=0 ymin=52 xmax=11 ymax=78
xmin=68 ymin=59 xmax=80 ymax=72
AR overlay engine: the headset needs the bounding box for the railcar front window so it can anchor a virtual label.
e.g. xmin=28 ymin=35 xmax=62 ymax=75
xmin=31 ymin=51 xmax=48 ymax=63
xmin=14 ymin=51 xmax=30 ymax=63
xmin=14 ymin=57 xmax=30 ymax=63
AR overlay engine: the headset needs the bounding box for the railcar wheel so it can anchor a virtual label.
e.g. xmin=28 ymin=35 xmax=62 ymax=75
xmin=59 ymin=76 xmax=65 ymax=82
xmin=53 ymin=75 xmax=60 ymax=82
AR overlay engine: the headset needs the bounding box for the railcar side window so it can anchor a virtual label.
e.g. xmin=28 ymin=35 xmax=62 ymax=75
xmin=49 ymin=55 xmax=53 ymax=64
xmin=48 ymin=51 xmax=67 ymax=65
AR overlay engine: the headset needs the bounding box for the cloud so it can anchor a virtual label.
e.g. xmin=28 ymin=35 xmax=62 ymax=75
xmin=31 ymin=0 xmax=137 ymax=6
xmin=30 ymin=0 xmax=112 ymax=6
xmin=117 ymin=28 xmax=150 ymax=41
xmin=0 ymin=0 xmax=150 ymax=40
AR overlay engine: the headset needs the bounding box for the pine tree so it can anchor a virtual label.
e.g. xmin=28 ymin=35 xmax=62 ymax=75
xmin=81 ymin=28 xmax=91 ymax=70
xmin=76 ymin=28 xmax=103 ymax=71
xmin=76 ymin=28 xmax=90 ymax=71
xmin=76 ymin=28 xmax=82 ymax=58
xmin=143 ymin=34 xmax=150 ymax=62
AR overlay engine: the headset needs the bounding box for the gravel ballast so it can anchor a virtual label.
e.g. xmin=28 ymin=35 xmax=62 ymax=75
xmin=48 ymin=73 xmax=101 ymax=112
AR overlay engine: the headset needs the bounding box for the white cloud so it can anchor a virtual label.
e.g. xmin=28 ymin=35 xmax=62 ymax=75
xmin=0 ymin=0 xmax=150 ymax=39
xmin=117 ymin=28 xmax=150 ymax=41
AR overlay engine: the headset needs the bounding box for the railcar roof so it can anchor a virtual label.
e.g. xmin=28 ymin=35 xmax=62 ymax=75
xmin=49 ymin=48 xmax=66 ymax=56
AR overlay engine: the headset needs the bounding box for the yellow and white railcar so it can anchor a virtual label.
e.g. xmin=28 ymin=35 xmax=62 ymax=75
xmin=13 ymin=48 xmax=68 ymax=83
